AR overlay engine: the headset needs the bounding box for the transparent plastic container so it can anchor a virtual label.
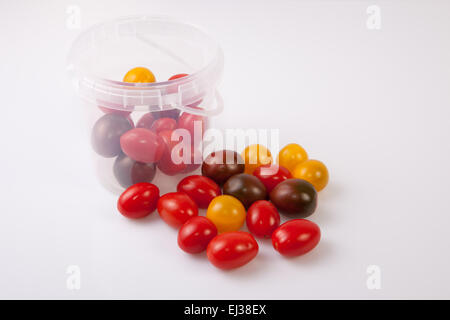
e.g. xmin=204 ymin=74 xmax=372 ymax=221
xmin=67 ymin=16 xmax=224 ymax=194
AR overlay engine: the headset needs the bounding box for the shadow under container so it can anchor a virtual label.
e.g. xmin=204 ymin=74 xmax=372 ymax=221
xmin=67 ymin=16 xmax=224 ymax=194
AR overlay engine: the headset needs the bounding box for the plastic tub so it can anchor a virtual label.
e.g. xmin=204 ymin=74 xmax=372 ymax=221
xmin=67 ymin=16 xmax=224 ymax=194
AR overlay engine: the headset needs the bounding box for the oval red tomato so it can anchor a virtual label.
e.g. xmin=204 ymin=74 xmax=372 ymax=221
xmin=120 ymin=128 xmax=165 ymax=163
xmin=151 ymin=117 xmax=177 ymax=134
xmin=178 ymin=112 xmax=205 ymax=143
xmin=157 ymin=130 xmax=187 ymax=175
xmin=178 ymin=216 xmax=218 ymax=254
xmin=246 ymin=200 xmax=280 ymax=238
xmin=136 ymin=112 xmax=155 ymax=129
xmin=272 ymin=219 xmax=321 ymax=257
xmin=157 ymin=192 xmax=198 ymax=228
xmin=206 ymin=232 xmax=259 ymax=270
xmin=117 ymin=182 xmax=160 ymax=219
xmin=253 ymin=164 xmax=292 ymax=193
xmin=177 ymin=175 xmax=221 ymax=209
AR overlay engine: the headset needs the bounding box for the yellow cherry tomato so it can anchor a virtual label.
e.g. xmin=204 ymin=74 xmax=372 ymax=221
xmin=241 ymin=144 xmax=273 ymax=174
xmin=206 ymin=195 xmax=246 ymax=233
xmin=277 ymin=143 xmax=308 ymax=173
xmin=293 ymin=159 xmax=329 ymax=192
xmin=123 ymin=67 xmax=156 ymax=83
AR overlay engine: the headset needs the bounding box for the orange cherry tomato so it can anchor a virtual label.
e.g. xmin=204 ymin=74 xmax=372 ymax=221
xmin=241 ymin=144 xmax=272 ymax=174
xmin=277 ymin=143 xmax=308 ymax=173
xmin=293 ymin=159 xmax=329 ymax=191
xmin=206 ymin=195 xmax=246 ymax=233
xmin=123 ymin=67 xmax=156 ymax=83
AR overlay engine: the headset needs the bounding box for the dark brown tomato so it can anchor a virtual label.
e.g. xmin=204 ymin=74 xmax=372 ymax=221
xmin=113 ymin=153 xmax=156 ymax=188
xmin=269 ymin=179 xmax=317 ymax=218
xmin=201 ymin=150 xmax=245 ymax=185
xmin=91 ymin=113 xmax=133 ymax=157
xmin=223 ymin=173 xmax=267 ymax=209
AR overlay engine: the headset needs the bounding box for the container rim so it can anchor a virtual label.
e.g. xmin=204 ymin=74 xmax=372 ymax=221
xmin=67 ymin=15 xmax=224 ymax=116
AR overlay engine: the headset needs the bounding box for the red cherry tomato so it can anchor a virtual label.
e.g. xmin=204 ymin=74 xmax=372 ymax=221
xmin=151 ymin=117 xmax=177 ymax=134
xmin=180 ymin=146 xmax=202 ymax=174
xmin=253 ymin=164 xmax=292 ymax=193
xmin=136 ymin=112 xmax=155 ymax=129
xmin=207 ymin=231 xmax=259 ymax=270
xmin=169 ymin=73 xmax=189 ymax=80
xmin=177 ymin=175 xmax=221 ymax=209
xmin=157 ymin=130 xmax=187 ymax=175
xmin=246 ymin=200 xmax=280 ymax=238
xmin=117 ymin=183 xmax=160 ymax=219
xmin=272 ymin=219 xmax=321 ymax=257
xmin=178 ymin=112 xmax=206 ymax=143
xmin=178 ymin=216 xmax=218 ymax=254
xmin=120 ymin=128 xmax=165 ymax=163
xmin=157 ymin=192 xmax=198 ymax=228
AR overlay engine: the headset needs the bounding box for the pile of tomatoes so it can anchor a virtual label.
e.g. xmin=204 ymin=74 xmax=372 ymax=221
xmin=117 ymin=142 xmax=329 ymax=270
xmin=91 ymin=67 xmax=205 ymax=187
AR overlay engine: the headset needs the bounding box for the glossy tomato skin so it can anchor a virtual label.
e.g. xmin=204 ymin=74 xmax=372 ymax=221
xmin=241 ymin=144 xmax=273 ymax=175
xmin=157 ymin=192 xmax=198 ymax=228
xmin=169 ymin=73 xmax=189 ymax=80
xmin=202 ymin=150 xmax=245 ymax=185
xmin=272 ymin=219 xmax=321 ymax=257
xmin=136 ymin=112 xmax=155 ymax=129
xmin=156 ymin=130 xmax=187 ymax=175
xmin=117 ymin=182 xmax=160 ymax=219
xmin=177 ymin=175 xmax=221 ymax=209
xmin=178 ymin=112 xmax=206 ymax=142
xmin=113 ymin=153 xmax=156 ymax=188
xmin=246 ymin=200 xmax=280 ymax=238
xmin=223 ymin=173 xmax=267 ymax=209
xmin=91 ymin=113 xmax=133 ymax=158
xmin=180 ymin=146 xmax=202 ymax=174
xmin=293 ymin=159 xmax=329 ymax=192
xmin=206 ymin=195 xmax=246 ymax=233
xmin=178 ymin=216 xmax=218 ymax=254
xmin=277 ymin=143 xmax=308 ymax=173
xmin=253 ymin=164 xmax=292 ymax=193
xmin=123 ymin=67 xmax=156 ymax=83
xmin=120 ymin=128 xmax=165 ymax=163
xmin=270 ymin=179 xmax=317 ymax=218
xmin=151 ymin=117 xmax=177 ymax=134
xmin=207 ymin=232 xmax=259 ymax=270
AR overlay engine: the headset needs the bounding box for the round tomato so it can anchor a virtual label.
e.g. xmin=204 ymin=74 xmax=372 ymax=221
xmin=269 ymin=179 xmax=317 ymax=218
xmin=206 ymin=195 xmax=246 ymax=233
xmin=150 ymin=117 xmax=177 ymax=134
xmin=201 ymin=150 xmax=245 ymax=185
xmin=272 ymin=219 xmax=321 ymax=257
xmin=177 ymin=175 xmax=221 ymax=209
xmin=157 ymin=192 xmax=198 ymax=228
xmin=207 ymin=231 xmax=258 ymax=270
xmin=293 ymin=159 xmax=329 ymax=192
xmin=246 ymin=200 xmax=280 ymax=238
xmin=123 ymin=66 xmax=156 ymax=83
xmin=222 ymin=173 xmax=267 ymax=209
xmin=252 ymin=164 xmax=292 ymax=193
xmin=91 ymin=113 xmax=133 ymax=158
xmin=117 ymin=182 xmax=160 ymax=219
xmin=178 ymin=216 xmax=218 ymax=254
xmin=277 ymin=143 xmax=308 ymax=173
xmin=241 ymin=144 xmax=273 ymax=174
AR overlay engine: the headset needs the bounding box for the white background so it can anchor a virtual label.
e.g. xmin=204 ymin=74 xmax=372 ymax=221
xmin=1 ymin=0 xmax=449 ymax=299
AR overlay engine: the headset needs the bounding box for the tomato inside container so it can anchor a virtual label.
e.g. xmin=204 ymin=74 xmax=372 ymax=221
xmin=67 ymin=16 xmax=224 ymax=194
